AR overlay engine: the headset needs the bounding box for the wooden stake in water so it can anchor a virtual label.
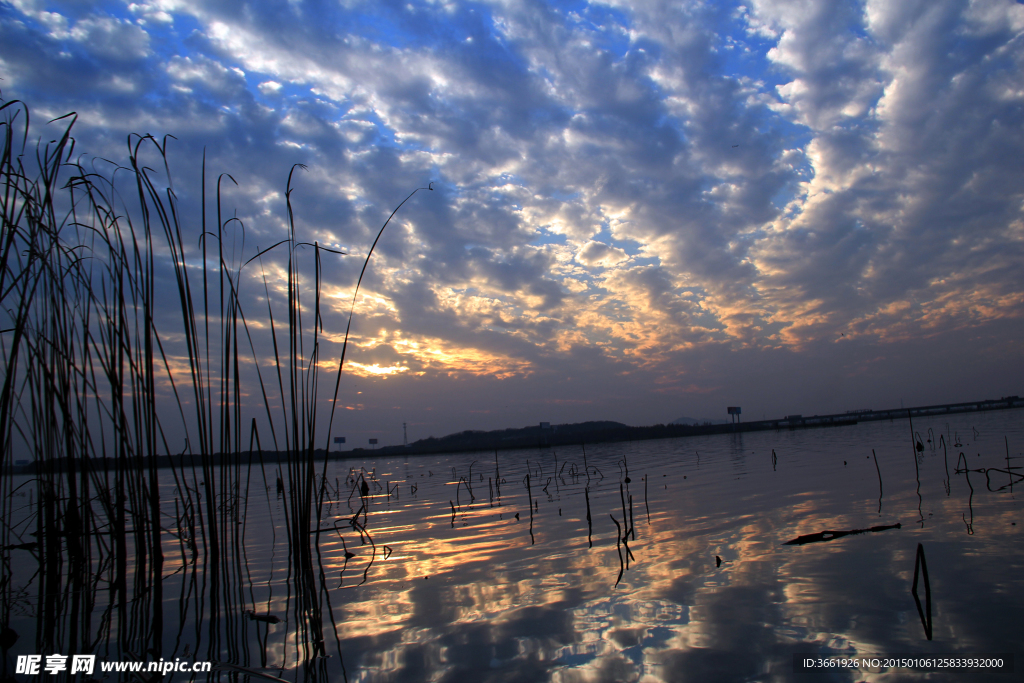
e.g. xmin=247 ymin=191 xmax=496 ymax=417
xmin=585 ymin=487 xmax=593 ymax=548
xmin=644 ymin=476 xmax=650 ymax=524
xmin=872 ymin=449 xmax=883 ymax=514
xmin=911 ymin=543 xmax=933 ymax=640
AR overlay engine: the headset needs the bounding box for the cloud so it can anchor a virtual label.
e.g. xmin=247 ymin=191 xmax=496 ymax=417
xmin=258 ymin=80 xmax=282 ymax=94
xmin=745 ymin=0 xmax=1024 ymax=348
xmin=2 ymin=0 xmax=1022 ymax=441
xmin=575 ymin=240 xmax=629 ymax=268
xmin=70 ymin=15 xmax=151 ymax=61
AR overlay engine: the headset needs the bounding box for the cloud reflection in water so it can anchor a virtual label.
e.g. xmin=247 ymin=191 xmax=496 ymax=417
xmin=311 ymin=411 xmax=1023 ymax=682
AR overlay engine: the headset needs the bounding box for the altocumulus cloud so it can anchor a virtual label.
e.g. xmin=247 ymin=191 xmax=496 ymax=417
xmin=2 ymin=0 xmax=1022 ymax=441
xmin=576 ymin=241 xmax=630 ymax=268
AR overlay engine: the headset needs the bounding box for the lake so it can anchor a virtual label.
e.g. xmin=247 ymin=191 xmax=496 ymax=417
xmin=3 ymin=408 xmax=1021 ymax=682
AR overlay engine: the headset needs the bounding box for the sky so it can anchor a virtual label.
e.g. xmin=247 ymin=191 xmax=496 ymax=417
xmin=2 ymin=0 xmax=1023 ymax=448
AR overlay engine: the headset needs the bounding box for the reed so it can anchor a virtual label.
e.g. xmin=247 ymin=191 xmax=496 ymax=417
xmin=1006 ymin=436 xmax=1013 ymax=493
xmin=0 ymin=96 xmax=428 ymax=680
xmin=609 ymin=514 xmax=624 ymax=587
xmin=908 ymin=411 xmax=924 ymax=523
xmin=961 ymin=460 xmax=975 ymax=535
xmin=940 ymin=434 xmax=950 ymax=495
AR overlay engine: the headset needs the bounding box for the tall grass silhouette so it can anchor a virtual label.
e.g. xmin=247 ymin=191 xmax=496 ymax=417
xmin=0 ymin=95 xmax=429 ymax=680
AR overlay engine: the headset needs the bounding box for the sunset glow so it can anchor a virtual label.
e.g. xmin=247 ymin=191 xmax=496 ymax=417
xmin=2 ymin=0 xmax=1021 ymax=444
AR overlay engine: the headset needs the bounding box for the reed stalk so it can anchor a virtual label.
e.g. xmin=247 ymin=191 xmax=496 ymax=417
xmin=0 ymin=94 xmax=428 ymax=681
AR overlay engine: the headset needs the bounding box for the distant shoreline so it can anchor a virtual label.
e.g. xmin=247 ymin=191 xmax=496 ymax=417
xmin=13 ymin=395 xmax=1021 ymax=473
xmin=346 ymin=394 xmax=1023 ymax=458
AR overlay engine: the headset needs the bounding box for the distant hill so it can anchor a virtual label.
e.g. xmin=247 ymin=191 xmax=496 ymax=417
xmin=405 ymin=420 xmax=631 ymax=453
xmin=310 ymin=419 xmax=668 ymax=457
xmin=357 ymin=418 xmax=754 ymax=456
xmin=671 ymin=415 xmax=728 ymax=426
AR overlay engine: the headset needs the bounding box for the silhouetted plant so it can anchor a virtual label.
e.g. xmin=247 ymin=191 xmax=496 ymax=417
xmin=0 ymin=94 xmax=429 ymax=681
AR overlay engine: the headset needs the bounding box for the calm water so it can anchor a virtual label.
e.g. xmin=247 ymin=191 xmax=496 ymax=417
xmin=5 ymin=409 xmax=1023 ymax=681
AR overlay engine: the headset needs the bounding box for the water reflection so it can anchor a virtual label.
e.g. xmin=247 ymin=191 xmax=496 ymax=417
xmin=331 ymin=411 xmax=1022 ymax=682
xmin=3 ymin=410 xmax=1022 ymax=681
